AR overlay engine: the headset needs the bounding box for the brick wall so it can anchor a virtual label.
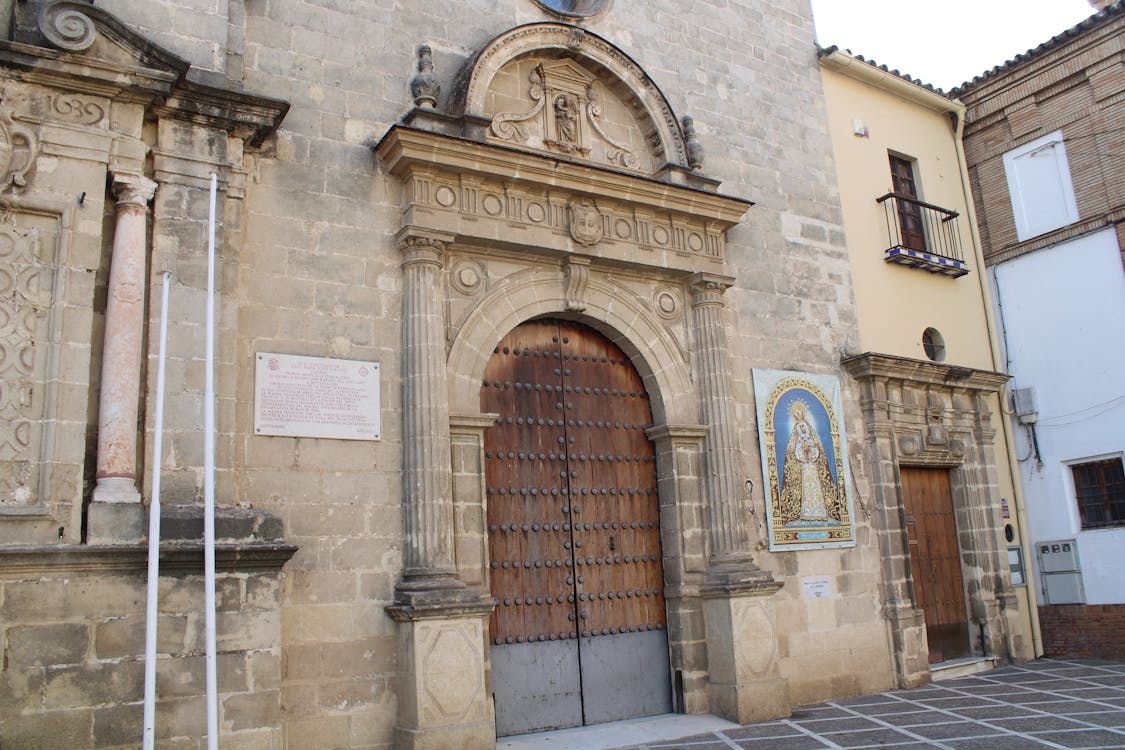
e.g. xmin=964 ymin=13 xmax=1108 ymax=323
xmin=958 ymin=7 xmax=1125 ymax=267
xmin=1039 ymin=604 xmax=1125 ymax=658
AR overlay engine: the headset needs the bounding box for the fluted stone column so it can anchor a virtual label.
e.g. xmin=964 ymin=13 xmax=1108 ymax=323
xmin=396 ymin=229 xmax=463 ymax=598
xmin=689 ymin=272 xmax=789 ymax=724
xmin=88 ymin=173 xmax=158 ymax=544
xmin=389 ymin=229 xmax=494 ymax=750
xmin=689 ymin=273 xmax=774 ymax=581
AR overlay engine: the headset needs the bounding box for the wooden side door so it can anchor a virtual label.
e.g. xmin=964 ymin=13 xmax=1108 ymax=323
xmin=900 ymin=467 xmax=970 ymax=664
xmin=483 ymin=319 xmax=670 ymax=736
xmin=890 ymin=155 xmax=926 ymax=252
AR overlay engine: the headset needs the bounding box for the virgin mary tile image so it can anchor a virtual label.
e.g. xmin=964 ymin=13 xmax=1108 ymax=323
xmin=753 ymin=369 xmax=855 ymax=551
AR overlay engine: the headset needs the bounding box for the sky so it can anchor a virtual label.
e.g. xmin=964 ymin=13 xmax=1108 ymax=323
xmin=809 ymin=0 xmax=1101 ymax=91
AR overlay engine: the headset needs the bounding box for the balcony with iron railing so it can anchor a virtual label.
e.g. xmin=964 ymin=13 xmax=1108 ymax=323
xmin=877 ymin=192 xmax=968 ymax=278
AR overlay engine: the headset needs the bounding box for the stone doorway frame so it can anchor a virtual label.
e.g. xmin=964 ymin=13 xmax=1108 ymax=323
xmin=843 ymin=353 xmax=1020 ymax=688
xmin=379 ymin=21 xmax=793 ymax=748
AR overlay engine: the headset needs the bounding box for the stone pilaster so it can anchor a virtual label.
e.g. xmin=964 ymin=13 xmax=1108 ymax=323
xmin=88 ymin=173 xmax=158 ymax=544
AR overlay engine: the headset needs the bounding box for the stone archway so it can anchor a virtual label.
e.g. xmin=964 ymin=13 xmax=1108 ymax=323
xmin=381 ymin=21 xmax=793 ymax=748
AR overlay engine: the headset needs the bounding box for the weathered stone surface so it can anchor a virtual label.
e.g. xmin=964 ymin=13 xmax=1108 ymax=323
xmin=0 ymin=0 xmax=1032 ymax=747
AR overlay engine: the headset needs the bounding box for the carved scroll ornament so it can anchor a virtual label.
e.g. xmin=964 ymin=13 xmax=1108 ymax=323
xmin=39 ymin=1 xmax=97 ymax=52
xmin=0 ymin=104 xmax=40 ymax=193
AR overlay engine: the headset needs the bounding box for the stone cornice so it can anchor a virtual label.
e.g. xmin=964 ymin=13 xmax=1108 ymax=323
xmin=646 ymin=424 xmax=709 ymax=442
xmin=377 ymin=125 xmax=752 ymax=225
xmin=0 ymin=542 xmax=298 ymax=575
xmin=153 ymin=78 xmax=290 ymax=148
xmin=449 ymin=413 xmax=500 ymax=432
xmin=0 ymin=40 xmax=178 ymax=102
xmin=0 ymin=39 xmax=287 ymax=147
xmin=843 ymin=352 xmax=1010 ymax=392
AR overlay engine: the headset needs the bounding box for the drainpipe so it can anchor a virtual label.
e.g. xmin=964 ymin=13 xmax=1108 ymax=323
xmin=951 ymin=108 xmax=1044 ymax=658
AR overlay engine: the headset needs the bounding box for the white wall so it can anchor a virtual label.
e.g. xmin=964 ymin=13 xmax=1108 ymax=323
xmin=992 ymin=227 xmax=1125 ymax=604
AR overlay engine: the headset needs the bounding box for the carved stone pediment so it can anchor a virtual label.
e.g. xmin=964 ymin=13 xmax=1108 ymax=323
xmin=23 ymin=1 xmax=189 ymax=81
xmin=487 ymin=56 xmax=649 ymax=171
xmin=0 ymin=1 xmax=288 ymax=146
xmin=843 ymin=352 xmax=1008 ymax=465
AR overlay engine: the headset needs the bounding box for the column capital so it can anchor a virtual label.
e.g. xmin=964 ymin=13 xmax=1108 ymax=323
xmin=689 ymin=272 xmax=735 ymax=306
xmin=396 ymin=226 xmax=454 ymax=265
xmin=111 ymin=173 xmax=158 ymax=209
xmin=645 ymin=423 xmax=709 ymax=444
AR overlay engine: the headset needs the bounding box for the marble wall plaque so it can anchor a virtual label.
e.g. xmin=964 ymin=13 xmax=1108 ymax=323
xmin=802 ymin=576 xmax=834 ymax=600
xmin=254 ymin=352 xmax=381 ymax=441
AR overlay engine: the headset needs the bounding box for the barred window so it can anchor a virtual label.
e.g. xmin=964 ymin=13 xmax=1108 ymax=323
xmin=1072 ymin=458 xmax=1125 ymax=529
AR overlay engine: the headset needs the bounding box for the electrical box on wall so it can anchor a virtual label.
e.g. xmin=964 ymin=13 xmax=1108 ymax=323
xmin=1012 ymin=387 xmax=1038 ymax=425
xmin=1036 ymin=538 xmax=1085 ymax=604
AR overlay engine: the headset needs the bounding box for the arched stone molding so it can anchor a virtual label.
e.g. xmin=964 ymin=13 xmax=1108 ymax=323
xmin=452 ymin=23 xmax=690 ymax=172
xmin=446 ymin=267 xmax=695 ymax=427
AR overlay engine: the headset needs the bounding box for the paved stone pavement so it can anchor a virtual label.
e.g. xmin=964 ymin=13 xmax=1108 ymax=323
xmin=614 ymin=659 xmax=1125 ymax=750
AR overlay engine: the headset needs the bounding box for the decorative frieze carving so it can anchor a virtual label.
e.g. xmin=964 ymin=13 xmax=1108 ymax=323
xmin=51 ymin=94 xmax=105 ymax=126
xmin=399 ymin=162 xmax=725 ymax=262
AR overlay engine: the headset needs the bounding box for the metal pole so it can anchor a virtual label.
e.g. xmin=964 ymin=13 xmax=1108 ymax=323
xmin=142 ymin=272 xmax=172 ymax=750
xmin=204 ymin=173 xmax=219 ymax=750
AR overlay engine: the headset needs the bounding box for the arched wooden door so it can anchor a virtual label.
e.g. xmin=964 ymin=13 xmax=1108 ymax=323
xmin=482 ymin=318 xmax=671 ymax=736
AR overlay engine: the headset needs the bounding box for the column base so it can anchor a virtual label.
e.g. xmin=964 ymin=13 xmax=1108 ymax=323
xmin=87 ymin=478 xmax=145 ymax=544
xmin=388 ymin=596 xmax=496 ymax=750
xmin=884 ymin=602 xmax=930 ymax=688
xmin=702 ymin=585 xmax=791 ymax=724
xmin=702 ymin=557 xmax=783 ymax=597
xmin=708 ymin=675 xmax=791 ymax=725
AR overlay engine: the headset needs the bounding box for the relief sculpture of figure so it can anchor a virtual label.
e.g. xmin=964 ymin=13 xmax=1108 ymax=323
xmin=778 ymin=399 xmax=841 ymax=525
xmin=554 ymin=93 xmax=578 ymax=146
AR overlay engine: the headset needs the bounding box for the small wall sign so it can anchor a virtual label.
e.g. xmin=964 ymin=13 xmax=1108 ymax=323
xmin=254 ymin=352 xmax=381 ymax=441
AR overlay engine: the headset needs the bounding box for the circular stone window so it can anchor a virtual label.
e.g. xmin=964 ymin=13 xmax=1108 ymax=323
xmin=922 ymin=327 xmax=946 ymax=362
xmin=531 ymin=0 xmax=610 ymax=18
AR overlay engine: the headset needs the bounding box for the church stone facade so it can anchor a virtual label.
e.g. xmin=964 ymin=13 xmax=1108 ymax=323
xmin=0 ymin=1 xmax=1032 ymax=748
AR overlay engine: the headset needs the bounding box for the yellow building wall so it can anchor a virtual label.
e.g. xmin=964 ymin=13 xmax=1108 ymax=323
xmin=821 ymin=68 xmax=995 ymax=369
xmin=821 ymin=61 xmax=1042 ymax=659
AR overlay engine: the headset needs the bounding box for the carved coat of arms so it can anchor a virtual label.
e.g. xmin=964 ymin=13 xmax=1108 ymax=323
xmin=568 ymin=200 xmax=602 ymax=246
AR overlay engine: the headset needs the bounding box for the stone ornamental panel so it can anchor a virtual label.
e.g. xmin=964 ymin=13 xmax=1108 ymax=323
xmin=0 ymin=222 xmax=52 ymax=508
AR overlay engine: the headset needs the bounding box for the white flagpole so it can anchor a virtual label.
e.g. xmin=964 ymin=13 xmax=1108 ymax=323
xmin=142 ymin=272 xmax=172 ymax=750
xmin=204 ymin=173 xmax=219 ymax=750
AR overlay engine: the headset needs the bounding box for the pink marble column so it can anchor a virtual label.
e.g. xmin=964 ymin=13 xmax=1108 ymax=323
xmin=92 ymin=174 xmax=158 ymax=508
